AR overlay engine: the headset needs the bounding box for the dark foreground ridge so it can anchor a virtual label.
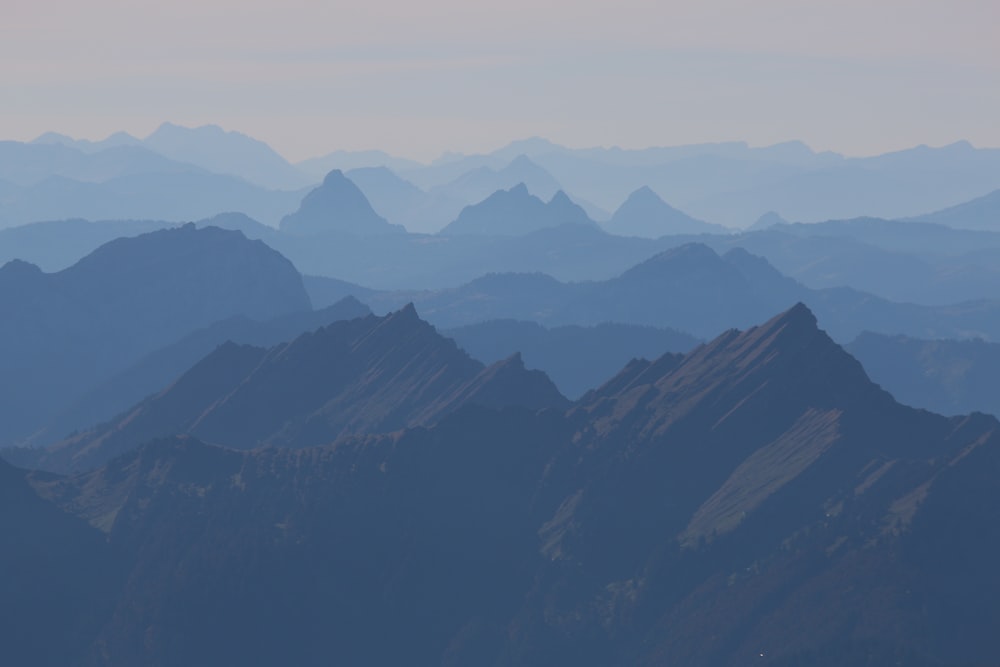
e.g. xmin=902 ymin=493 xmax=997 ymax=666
xmin=4 ymin=304 xmax=1000 ymax=666
xmin=26 ymin=304 xmax=567 ymax=473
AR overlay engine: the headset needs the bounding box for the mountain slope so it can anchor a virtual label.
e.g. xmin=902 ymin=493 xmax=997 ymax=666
xmin=32 ymin=305 xmax=567 ymax=472
xmin=32 ymin=297 xmax=371 ymax=446
xmin=910 ymin=187 xmax=1000 ymax=231
xmin=606 ymin=186 xmax=728 ymax=237
xmin=0 ymin=224 xmax=310 ymax=445
xmin=429 ymin=154 xmax=564 ymax=204
xmin=8 ymin=304 xmax=1000 ymax=665
xmin=280 ymin=169 xmax=405 ymax=236
xmin=440 ymin=183 xmax=595 ymax=236
xmin=142 ymin=122 xmax=311 ymax=189
xmin=446 ymin=319 xmax=699 ymax=399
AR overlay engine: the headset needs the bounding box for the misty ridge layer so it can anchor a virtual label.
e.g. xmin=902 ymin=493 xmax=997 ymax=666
xmin=25 ymin=304 xmax=567 ymax=474
xmin=0 ymin=224 xmax=310 ymax=445
xmin=5 ymin=304 xmax=1000 ymax=666
xmin=30 ymin=296 xmax=373 ymax=449
xmin=6 ymin=129 xmax=1000 ymax=237
xmin=342 ymin=240 xmax=1000 ymax=344
xmin=440 ymin=183 xmax=596 ymax=236
xmin=279 ymin=169 xmax=406 ymax=236
xmin=3 ymin=125 xmax=1000 ymax=667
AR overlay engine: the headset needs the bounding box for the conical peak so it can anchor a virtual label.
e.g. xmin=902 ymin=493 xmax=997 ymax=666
xmin=321 ymin=169 xmax=349 ymax=187
xmin=753 ymin=302 xmax=819 ymax=338
xmin=629 ymin=185 xmax=662 ymax=202
xmin=548 ymin=190 xmax=572 ymax=205
xmin=389 ymin=302 xmax=420 ymax=322
xmin=783 ymin=301 xmax=817 ymax=326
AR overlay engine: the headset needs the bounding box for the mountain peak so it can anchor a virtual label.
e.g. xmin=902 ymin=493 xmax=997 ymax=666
xmin=609 ymin=187 xmax=720 ymax=238
xmin=280 ymin=170 xmax=402 ymax=236
xmin=507 ymin=154 xmax=538 ymax=169
xmin=628 ymin=185 xmax=662 ymax=202
xmin=509 ymin=182 xmax=530 ymax=196
xmin=548 ymin=190 xmax=572 ymax=205
xmin=322 ymin=168 xmax=348 ymax=187
xmin=387 ymin=302 xmax=420 ymax=323
xmin=441 ymin=182 xmax=591 ymax=236
xmin=0 ymin=258 xmax=44 ymax=278
xmin=782 ymin=301 xmax=817 ymax=326
xmin=749 ymin=210 xmax=789 ymax=229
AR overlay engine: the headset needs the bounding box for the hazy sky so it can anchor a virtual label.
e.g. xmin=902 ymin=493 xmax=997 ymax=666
xmin=3 ymin=0 xmax=999 ymax=161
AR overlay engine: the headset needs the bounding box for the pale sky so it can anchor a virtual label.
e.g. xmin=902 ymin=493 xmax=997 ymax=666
xmin=3 ymin=0 xmax=999 ymax=161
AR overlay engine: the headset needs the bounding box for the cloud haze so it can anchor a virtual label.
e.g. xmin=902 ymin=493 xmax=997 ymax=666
xmin=3 ymin=0 xmax=998 ymax=160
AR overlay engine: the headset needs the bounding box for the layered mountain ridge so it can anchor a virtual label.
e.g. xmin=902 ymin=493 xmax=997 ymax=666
xmin=5 ymin=303 xmax=1000 ymax=665
xmin=0 ymin=224 xmax=310 ymax=445
xmin=27 ymin=305 xmax=567 ymax=473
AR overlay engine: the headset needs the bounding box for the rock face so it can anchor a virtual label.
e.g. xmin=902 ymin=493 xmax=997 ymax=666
xmin=34 ymin=305 xmax=568 ymax=472
xmin=0 ymin=224 xmax=311 ymax=445
xmin=6 ymin=304 xmax=1000 ymax=666
xmin=440 ymin=183 xmax=595 ymax=236
xmin=279 ymin=169 xmax=405 ymax=236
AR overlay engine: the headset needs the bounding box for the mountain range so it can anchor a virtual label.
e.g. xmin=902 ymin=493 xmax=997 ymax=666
xmin=279 ymin=169 xmax=405 ymax=236
xmin=445 ymin=319 xmax=699 ymax=399
xmin=0 ymin=224 xmax=310 ymax=445
xmin=5 ymin=124 xmax=1000 ymax=667
xmin=8 ymin=127 xmax=1000 ymax=234
xmin=4 ymin=304 xmax=1000 ymax=665
xmin=17 ymin=305 xmax=566 ymax=473
xmin=325 ymin=242 xmax=1000 ymax=343
xmin=441 ymin=184 xmax=596 ymax=236
xmin=605 ymin=186 xmax=728 ymax=237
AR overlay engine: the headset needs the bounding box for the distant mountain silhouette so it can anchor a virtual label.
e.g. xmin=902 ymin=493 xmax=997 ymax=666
xmin=445 ymin=319 xmax=699 ymax=398
xmin=17 ymin=130 xmax=1000 ymax=227
xmin=7 ymin=304 xmax=1000 ymax=665
xmin=441 ymin=184 xmax=595 ymax=236
xmin=409 ymin=137 xmax=1000 ymax=226
xmin=0 ymin=218 xmax=177 ymax=271
xmin=32 ymin=129 xmax=142 ymax=153
xmin=430 ymin=154 xmax=564 ymax=204
xmin=345 ymin=242 xmax=1000 ymax=343
xmin=381 ymin=243 xmax=799 ymax=336
xmin=748 ymin=210 xmax=789 ymax=229
xmin=0 ymin=170 xmax=304 ymax=228
xmin=280 ymin=169 xmax=406 ymax=236
xmin=31 ymin=297 xmax=371 ymax=447
xmin=0 ymin=139 xmax=192 ymax=187
xmin=606 ymin=186 xmax=727 ymax=237
xmin=30 ymin=305 xmax=567 ymax=472
xmin=142 ymin=122 xmax=312 ymax=189
xmin=0 ymin=224 xmax=310 ymax=445
xmin=848 ymin=332 xmax=1000 ymax=417
xmin=296 ymin=149 xmax=423 ymax=181
xmin=346 ymin=166 xmax=465 ymax=233
xmin=910 ymin=187 xmax=1000 ymax=231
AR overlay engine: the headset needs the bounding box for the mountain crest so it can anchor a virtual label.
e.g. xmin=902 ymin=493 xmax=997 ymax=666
xmin=608 ymin=186 xmax=723 ymax=237
xmin=441 ymin=183 xmax=594 ymax=236
xmin=280 ymin=170 xmax=404 ymax=236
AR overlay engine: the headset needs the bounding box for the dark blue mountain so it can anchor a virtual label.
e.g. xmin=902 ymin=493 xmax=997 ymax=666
xmin=0 ymin=224 xmax=310 ymax=445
